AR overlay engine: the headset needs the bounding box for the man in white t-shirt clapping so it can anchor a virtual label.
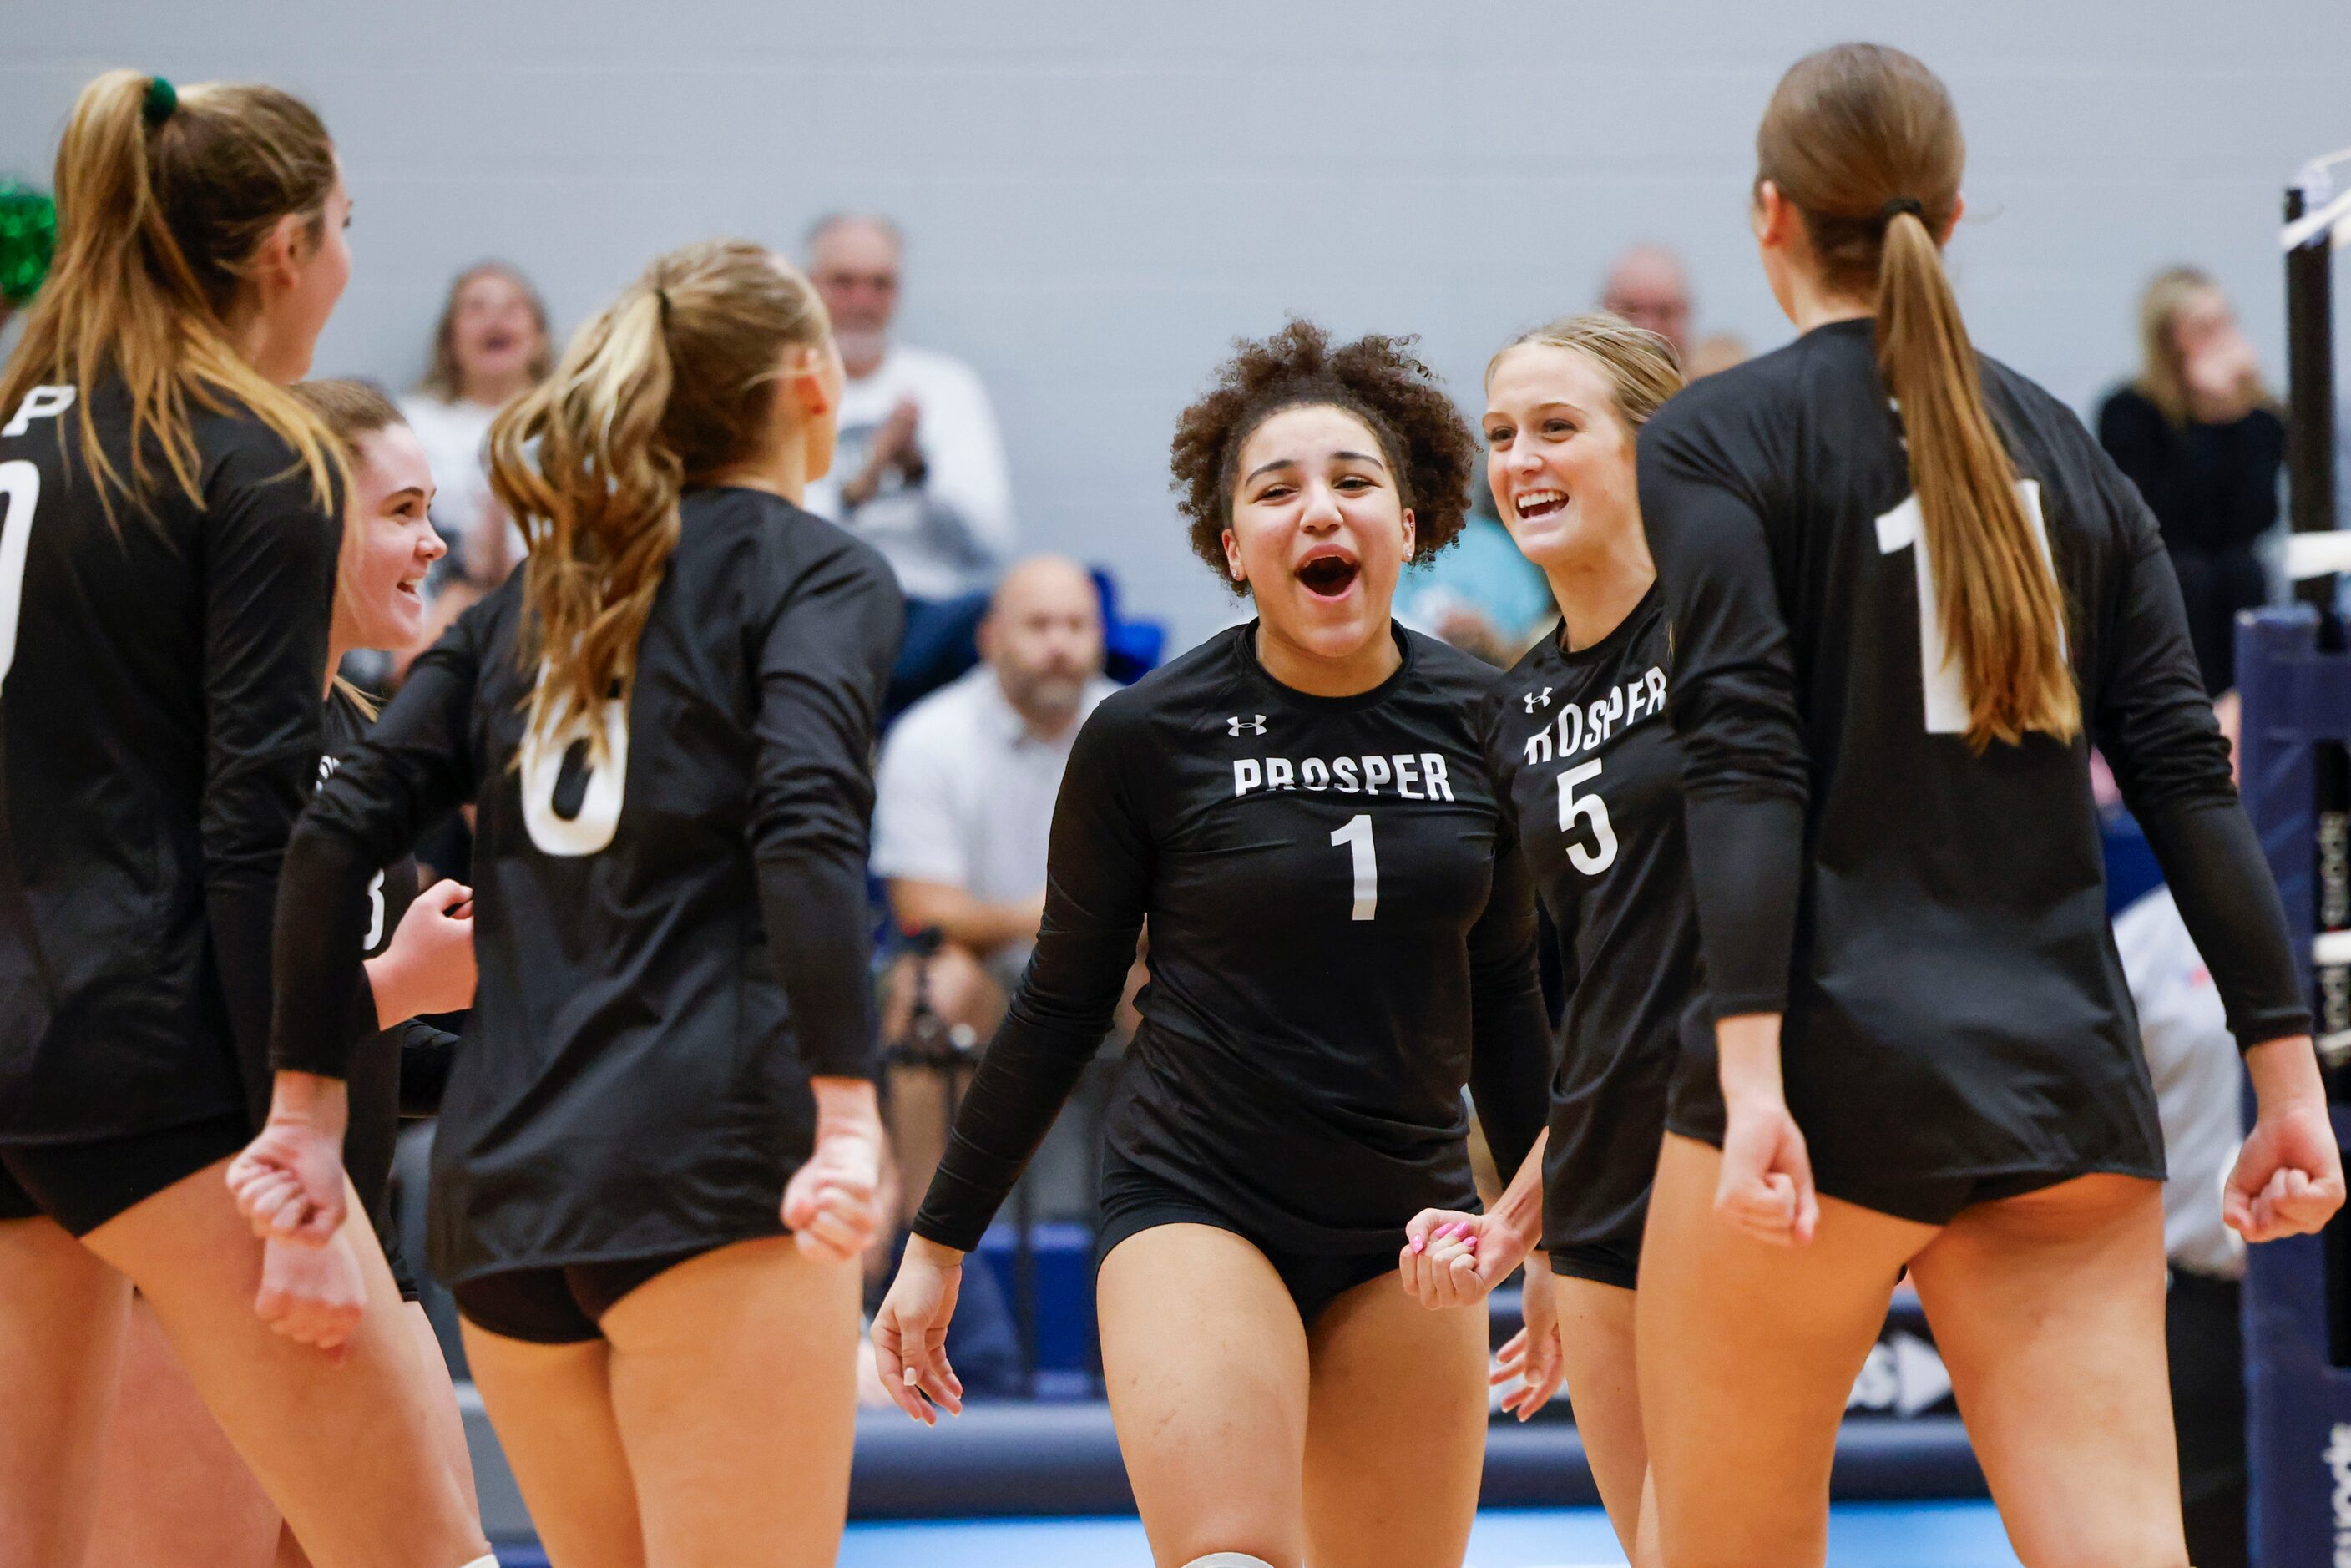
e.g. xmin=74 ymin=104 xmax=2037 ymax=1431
xmin=872 ymin=555 xmax=1122 ymax=1206
xmin=873 ymin=555 xmax=1116 ymax=1024
xmin=806 ymin=213 xmax=1015 ymax=716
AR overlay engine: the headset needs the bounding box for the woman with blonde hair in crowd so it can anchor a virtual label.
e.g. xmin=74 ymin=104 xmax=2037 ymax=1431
xmin=1408 ymin=311 xmax=1688 ymax=1568
xmin=0 ymin=68 xmax=490 ymax=1568
xmin=1633 ymin=43 xmax=2340 ymax=1565
xmin=400 ymin=260 xmax=552 ymax=588
xmin=233 ymin=237 xmax=901 ymax=1568
xmin=2097 ymin=265 xmax=2283 ymax=694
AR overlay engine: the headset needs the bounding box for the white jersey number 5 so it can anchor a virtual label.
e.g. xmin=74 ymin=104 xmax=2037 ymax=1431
xmin=1558 ymin=756 xmax=1619 ymax=876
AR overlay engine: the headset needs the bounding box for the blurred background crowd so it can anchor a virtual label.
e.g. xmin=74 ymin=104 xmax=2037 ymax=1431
xmin=5 ymin=1 xmax=2348 ymax=1507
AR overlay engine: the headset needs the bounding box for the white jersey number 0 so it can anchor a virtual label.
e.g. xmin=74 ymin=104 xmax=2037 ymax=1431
xmin=518 ymin=685 xmax=630 ymax=857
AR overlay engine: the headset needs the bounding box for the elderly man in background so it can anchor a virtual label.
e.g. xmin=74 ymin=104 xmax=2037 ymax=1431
xmin=806 ymin=212 xmax=1015 ymax=713
xmin=1600 ymin=242 xmax=1694 ymax=358
xmin=1598 ymin=242 xmax=1749 ymax=377
xmin=871 ymin=555 xmax=1124 ymax=1198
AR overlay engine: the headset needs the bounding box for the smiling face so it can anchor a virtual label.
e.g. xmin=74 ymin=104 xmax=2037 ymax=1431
xmin=1484 ymin=343 xmax=1643 ymax=573
xmin=332 ymin=422 xmax=445 ymax=652
xmin=449 ymin=267 xmax=545 ymax=398
xmin=1221 ymin=402 xmax=1413 ymax=661
xmin=808 ymin=218 xmax=901 ymax=377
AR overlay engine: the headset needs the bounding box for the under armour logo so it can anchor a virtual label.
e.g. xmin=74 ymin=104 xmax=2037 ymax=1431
xmin=1524 ymin=687 xmax=1553 ymax=714
xmin=1228 ymin=714 xmax=1267 ymax=736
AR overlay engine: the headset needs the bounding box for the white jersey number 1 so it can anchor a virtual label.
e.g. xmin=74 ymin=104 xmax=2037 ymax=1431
xmin=1875 ymin=480 xmax=2061 ymax=735
xmin=0 ymin=460 xmax=39 ymax=697
xmin=1331 ymin=813 xmax=1378 ymax=922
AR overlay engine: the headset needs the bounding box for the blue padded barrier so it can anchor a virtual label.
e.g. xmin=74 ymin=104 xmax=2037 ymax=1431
xmin=973 ymin=1221 xmax=1095 ymax=1389
xmin=2234 ymin=607 xmax=2351 ymax=1567
xmin=842 ymin=1402 xmax=1987 ymax=1521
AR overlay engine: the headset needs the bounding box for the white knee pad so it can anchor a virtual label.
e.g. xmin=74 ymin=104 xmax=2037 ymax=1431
xmin=457 ymin=1556 xmax=500 ymax=1568
xmin=1182 ymin=1556 xmax=1277 ymax=1568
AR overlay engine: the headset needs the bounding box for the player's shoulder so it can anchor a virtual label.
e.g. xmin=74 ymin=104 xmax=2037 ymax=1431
xmin=1402 ymin=625 xmax=1506 ymax=704
xmin=1979 ymin=352 xmax=2097 ymax=453
xmin=1643 ymin=327 xmax=1827 ymax=461
xmin=1974 ymin=352 xmax=2146 ymax=549
xmin=1083 ymin=624 xmax=1242 ymax=735
xmin=685 ymin=485 xmax=899 ymax=599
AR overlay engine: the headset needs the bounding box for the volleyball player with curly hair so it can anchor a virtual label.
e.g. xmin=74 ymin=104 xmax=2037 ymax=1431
xmin=873 ymin=321 xmax=1552 ymax=1568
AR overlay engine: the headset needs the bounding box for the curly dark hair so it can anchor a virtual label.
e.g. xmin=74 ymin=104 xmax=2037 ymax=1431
xmin=1170 ymin=320 xmax=1477 ymax=592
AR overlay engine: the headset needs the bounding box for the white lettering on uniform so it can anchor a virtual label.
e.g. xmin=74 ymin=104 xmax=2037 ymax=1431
xmin=1646 ymin=667 xmax=1667 ymax=711
xmin=1362 ymin=755 xmax=1391 ymax=796
xmin=1589 ymin=685 xmax=1624 ymax=743
xmin=1421 ymin=753 xmax=1453 ymax=801
xmin=1334 ymin=758 xmax=1360 ymax=794
xmin=1233 ymin=759 xmax=1261 ymax=797
xmin=1393 ymin=754 xmax=1421 ymax=799
xmin=1523 ymin=729 xmax=1553 ymax=766
xmin=1557 ymin=703 xmax=1582 ymax=756
xmin=1625 ymin=677 xmax=1648 ymax=721
xmin=1301 ymin=757 xmax=1328 ymax=790
xmin=1266 ymin=757 xmax=1294 ymax=792
xmin=2 ymin=386 xmax=74 ymax=438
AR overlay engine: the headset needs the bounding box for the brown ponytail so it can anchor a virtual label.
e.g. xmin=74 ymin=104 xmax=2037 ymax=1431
xmin=489 ymin=239 xmax=829 ymax=756
xmin=0 ymin=70 xmax=343 ymax=518
xmin=1759 ymin=43 xmax=2078 ymax=751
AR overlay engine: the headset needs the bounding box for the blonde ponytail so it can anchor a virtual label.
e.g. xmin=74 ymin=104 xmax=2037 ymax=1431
xmin=1877 ymin=211 xmax=2078 ymax=748
xmin=0 ymin=70 xmax=344 ymax=519
xmin=490 ymin=240 xmax=829 ymax=758
xmin=1758 ymin=43 xmax=2079 ymax=751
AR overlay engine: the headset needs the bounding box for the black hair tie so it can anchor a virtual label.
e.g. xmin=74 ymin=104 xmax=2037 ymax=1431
xmin=142 ymin=76 xmax=178 ymax=129
xmin=1878 ymin=196 xmax=1924 ymax=226
xmin=652 ymin=285 xmax=672 ymax=323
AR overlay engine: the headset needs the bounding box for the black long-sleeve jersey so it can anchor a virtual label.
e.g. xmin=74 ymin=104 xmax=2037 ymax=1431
xmin=912 ymin=623 xmax=1552 ymax=1257
xmin=320 ymin=690 xmax=453 ymax=1274
xmin=0 ymin=381 xmax=340 ymax=1144
xmin=270 ymin=488 xmax=901 ymax=1285
xmin=1638 ymin=318 xmax=2308 ymax=1206
xmin=1486 ymin=588 xmax=1696 ymax=1267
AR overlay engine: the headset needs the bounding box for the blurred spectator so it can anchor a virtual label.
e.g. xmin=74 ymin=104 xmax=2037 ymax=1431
xmin=804 ymin=213 xmax=1014 ymax=714
xmin=400 ymin=260 xmax=553 ymax=589
xmin=2111 ymin=690 xmax=2250 ymax=1568
xmin=870 ymin=554 xmax=1121 ymax=1242
xmin=1687 ymin=331 xmax=1751 ymax=379
xmin=2099 ymin=267 xmax=2283 ymax=694
xmin=1600 ymin=244 xmax=1692 ymax=358
xmin=1396 ymin=479 xmax=1551 ymax=665
xmin=874 ymin=555 xmax=1114 ymax=1031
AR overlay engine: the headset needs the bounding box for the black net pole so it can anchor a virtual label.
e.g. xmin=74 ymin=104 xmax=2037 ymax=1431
xmin=2285 ymin=174 xmax=2350 ymax=1081
xmin=2286 ymin=180 xmax=2338 ymax=569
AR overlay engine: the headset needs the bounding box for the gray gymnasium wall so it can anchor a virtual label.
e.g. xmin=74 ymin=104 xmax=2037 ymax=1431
xmin=8 ymin=1 xmax=2351 ymax=647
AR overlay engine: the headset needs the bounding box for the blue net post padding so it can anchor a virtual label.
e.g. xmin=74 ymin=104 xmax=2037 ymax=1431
xmin=2234 ymin=606 xmax=2351 ymax=1566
